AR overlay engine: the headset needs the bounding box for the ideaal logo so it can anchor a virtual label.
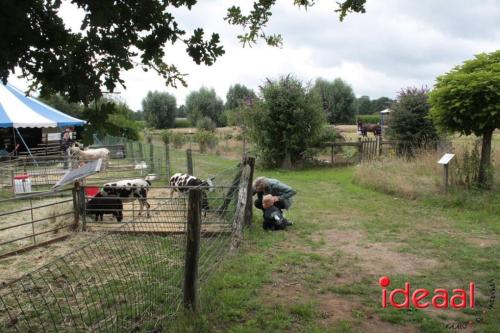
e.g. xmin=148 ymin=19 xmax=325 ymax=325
xmin=379 ymin=276 xmax=496 ymax=330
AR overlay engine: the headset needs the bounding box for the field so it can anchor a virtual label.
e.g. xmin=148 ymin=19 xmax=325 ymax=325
xmin=175 ymin=167 xmax=500 ymax=332
xmin=1 ymin=129 xmax=500 ymax=332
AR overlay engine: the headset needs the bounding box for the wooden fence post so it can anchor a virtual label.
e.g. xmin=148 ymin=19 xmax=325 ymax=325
xmin=78 ymin=186 xmax=87 ymax=231
xmin=165 ymin=140 xmax=171 ymax=179
xmin=358 ymin=137 xmax=363 ymax=163
xmin=186 ymin=149 xmax=193 ymax=175
xmin=72 ymin=181 xmax=80 ymax=230
xmin=183 ymin=189 xmax=202 ymax=312
xmin=138 ymin=142 xmax=143 ymax=160
xmin=244 ymin=157 xmax=255 ymax=228
xmin=330 ymin=145 xmax=334 ymax=166
xmin=149 ymin=143 xmax=154 ymax=173
xmin=231 ymin=163 xmax=251 ymax=250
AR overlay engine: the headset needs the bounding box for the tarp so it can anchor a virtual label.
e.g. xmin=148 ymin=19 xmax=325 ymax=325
xmin=0 ymin=83 xmax=86 ymax=128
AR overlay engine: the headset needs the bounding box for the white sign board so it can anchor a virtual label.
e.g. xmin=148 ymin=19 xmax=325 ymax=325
xmin=438 ymin=153 xmax=455 ymax=165
xmin=47 ymin=133 xmax=61 ymax=141
xmin=52 ymin=159 xmax=102 ymax=190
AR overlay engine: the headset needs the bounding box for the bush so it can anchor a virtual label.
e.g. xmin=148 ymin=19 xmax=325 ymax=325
xmin=247 ymin=75 xmax=326 ymax=168
xmin=194 ymin=130 xmax=218 ymax=153
xmin=196 ymin=116 xmax=216 ymax=132
xmin=161 ymin=130 xmax=171 ymax=145
xmin=174 ymin=118 xmax=191 ymax=128
xmin=387 ymin=87 xmax=439 ymax=157
xmin=171 ymin=132 xmax=186 ymax=149
xmin=357 ymin=115 xmax=380 ymax=124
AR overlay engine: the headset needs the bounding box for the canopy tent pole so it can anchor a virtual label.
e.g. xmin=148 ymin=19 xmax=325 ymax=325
xmin=15 ymin=128 xmax=38 ymax=166
xmin=11 ymin=127 xmax=17 ymax=158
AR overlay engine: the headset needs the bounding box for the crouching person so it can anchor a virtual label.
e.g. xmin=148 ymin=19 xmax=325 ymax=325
xmin=253 ymin=177 xmax=296 ymax=230
xmin=262 ymin=195 xmax=292 ymax=230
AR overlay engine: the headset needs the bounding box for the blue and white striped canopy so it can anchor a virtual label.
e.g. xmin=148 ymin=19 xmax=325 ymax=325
xmin=0 ymin=84 xmax=86 ymax=128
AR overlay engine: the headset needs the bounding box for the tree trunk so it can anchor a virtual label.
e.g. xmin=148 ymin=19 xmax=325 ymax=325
xmin=478 ymin=129 xmax=493 ymax=188
xmin=282 ymin=149 xmax=292 ymax=169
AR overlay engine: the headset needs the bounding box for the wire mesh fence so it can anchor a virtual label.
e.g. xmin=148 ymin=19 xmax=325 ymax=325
xmin=0 ymin=159 xmax=251 ymax=332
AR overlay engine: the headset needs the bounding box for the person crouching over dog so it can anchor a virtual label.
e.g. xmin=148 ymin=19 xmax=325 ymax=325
xmin=253 ymin=177 xmax=296 ymax=230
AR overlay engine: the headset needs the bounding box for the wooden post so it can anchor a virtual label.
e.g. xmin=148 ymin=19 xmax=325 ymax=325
xmin=231 ymin=163 xmax=251 ymax=250
xmin=443 ymin=164 xmax=449 ymax=193
xmin=244 ymin=157 xmax=255 ymax=228
xmin=242 ymin=136 xmax=247 ymax=159
xmin=186 ymin=149 xmax=193 ymax=175
xmin=183 ymin=189 xmax=202 ymax=312
xmin=358 ymin=137 xmax=363 ymax=163
xmin=72 ymin=181 xmax=80 ymax=230
xmin=138 ymin=142 xmax=143 ymax=160
xmin=79 ymin=186 xmax=87 ymax=231
xmin=330 ymin=145 xmax=334 ymax=165
xmin=377 ymin=136 xmax=382 ymax=156
xmin=165 ymin=140 xmax=171 ymax=179
xmin=130 ymin=141 xmax=135 ymax=161
xmin=149 ymin=143 xmax=154 ymax=173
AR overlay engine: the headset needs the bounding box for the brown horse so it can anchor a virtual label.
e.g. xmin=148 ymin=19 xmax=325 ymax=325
xmin=357 ymin=120 xmax=381 ymax=137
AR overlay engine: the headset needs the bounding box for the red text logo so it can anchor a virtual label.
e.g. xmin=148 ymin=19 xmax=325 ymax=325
xmin=379 ymin=276 xmax=475 ymax=309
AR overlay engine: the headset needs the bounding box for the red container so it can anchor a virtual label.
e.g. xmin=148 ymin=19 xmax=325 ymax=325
xmin=85 ymin=187 xmax=100 ymax=198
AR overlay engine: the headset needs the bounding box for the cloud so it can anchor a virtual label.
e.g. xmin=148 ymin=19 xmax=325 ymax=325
xmin=10 ymin=0 xmax=500 ymax=110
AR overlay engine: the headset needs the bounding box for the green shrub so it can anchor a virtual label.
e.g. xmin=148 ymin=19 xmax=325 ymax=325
xmin=174 ymin=118 xmax=191 ymax=128
xmin=196 ymin=116 xmax=216 ymax=132
xmin=194 ymin=130 xmax=218 ymax=153
xmin=247 ymin=75 xmax=326 ymax=168
xmin=161 ymin=130 xmax=171 ymax=145
xmin=387 ymin=87 xmax=439 ymax=157
xmin=357 ymin=114 xmax=380 ymax=124
xmin=171 ymin=132 xmax=186 ymax=149
xmin=450 ymin=141 xmax=484 ymax=189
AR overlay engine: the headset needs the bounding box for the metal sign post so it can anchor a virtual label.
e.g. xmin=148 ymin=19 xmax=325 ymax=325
xmin=437 ymin=153 xmax=455 ymax=192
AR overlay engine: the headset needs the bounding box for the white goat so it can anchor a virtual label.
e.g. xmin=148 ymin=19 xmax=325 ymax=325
xmin=70 ymin=145 xmax=110 ymax=170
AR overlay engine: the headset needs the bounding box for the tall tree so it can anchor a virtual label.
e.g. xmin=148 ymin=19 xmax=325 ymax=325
xmin=225 ymin=84 xmax=256 ymax=110
xmin=356 ymin=95 xmax=371 ymax=115
xmin=81 ymin=99 xmax=140 ymax=144
xmin=370 ymin=96 xmax=393 ymax=114
xmin=225 ymin=84 xmax=257 ymax=126
xmin=142 ymin=91 xmax=177 ymax=129
xmin=176 ymin=105 xmax=187 ymax=118
xmin=41 ymin=94 xmax=84 ymax=118
xmin=388 ymin=87 xmax=439 ymax=156
xmin=0 ymin=1 xmax=366 ymax=103
xmin=313 ymin=78 xmax=356 ymax=124
xmin=247 ymin=75 xmax=326 ymax=168
xmin=185 ymin=87 xmax=225 ymax=126
xmin=429 ymin=50 xmax=500 ymax=188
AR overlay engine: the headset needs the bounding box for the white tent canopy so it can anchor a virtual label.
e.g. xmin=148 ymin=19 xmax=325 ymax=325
xmin=0 ymin=83 xmax=85 ymax=128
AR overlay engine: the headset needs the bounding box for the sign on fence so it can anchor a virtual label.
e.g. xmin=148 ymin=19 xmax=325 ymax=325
xmin=52 ymin=159 xmax=102 ymax=189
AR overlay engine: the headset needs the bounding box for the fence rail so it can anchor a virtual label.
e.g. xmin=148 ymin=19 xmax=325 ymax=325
xmin=0 ymin=157 xmax=255 ymax=332
xmin=319 ymin=137 xmax=398 ymax=165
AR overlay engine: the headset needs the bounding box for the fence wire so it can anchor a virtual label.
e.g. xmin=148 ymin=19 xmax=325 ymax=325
xmin=0 ymin=162 xmax=244 ymax=332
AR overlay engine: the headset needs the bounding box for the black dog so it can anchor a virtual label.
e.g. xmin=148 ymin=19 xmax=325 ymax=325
xmin=263 ymin=206 xmax=292 ymax=231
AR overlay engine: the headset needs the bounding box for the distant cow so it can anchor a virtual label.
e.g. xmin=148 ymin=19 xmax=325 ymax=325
xmin=86 ymin=192 xmax=123 ymax=222
xmin=103 ymin=179 xmax=151 ymax=217
xmin=169 ymin=173 xmax=214 ymax=214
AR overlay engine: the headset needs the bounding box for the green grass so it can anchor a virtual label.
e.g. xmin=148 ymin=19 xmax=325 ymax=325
xmin=171 ymin=166 xmax=500 ymax=332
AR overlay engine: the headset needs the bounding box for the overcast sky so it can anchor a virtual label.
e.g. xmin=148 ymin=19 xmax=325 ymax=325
xmin=10 ymin=0 xmax=500 ymax=111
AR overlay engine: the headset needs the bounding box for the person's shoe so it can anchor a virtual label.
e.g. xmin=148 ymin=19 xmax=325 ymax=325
xmin=284 ymin=220 xmax=293 ymax=226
